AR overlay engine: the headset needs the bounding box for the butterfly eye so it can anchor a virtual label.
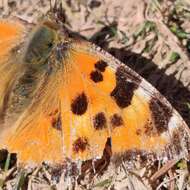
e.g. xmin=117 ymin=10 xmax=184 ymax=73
xmin=48 ymin=42 xmax=53 ymax=48
xmin=24 ymin=25 xmax=56 ymax=65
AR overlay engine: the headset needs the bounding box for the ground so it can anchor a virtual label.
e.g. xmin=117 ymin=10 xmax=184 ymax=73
xmin=0 ymin=0 xmax=190 ymax=189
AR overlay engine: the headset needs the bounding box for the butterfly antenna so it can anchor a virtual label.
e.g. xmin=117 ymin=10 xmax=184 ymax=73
xmin=49 ymin=0 xmax=66 ymax=24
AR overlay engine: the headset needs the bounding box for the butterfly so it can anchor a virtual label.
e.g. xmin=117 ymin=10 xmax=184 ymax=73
xmin=0 ymin=4 xmax=189 ymax=179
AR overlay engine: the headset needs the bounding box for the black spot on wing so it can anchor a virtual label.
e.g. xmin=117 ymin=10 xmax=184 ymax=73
xmin=90 ymin=70 xmax=103 ymax=83
xmin=73 ymin=137 xmax=89 ymax=153
xmin=111 ymin=81 xmax=137 ymax=108
xmin=51 ymin=114 xmax=62 ymax=131
xmin=164 ymin=127 xmax=190 ymax=158
xmin=112 ymin=149 xmax=156 ymax=168
xmin=95 ymin=60 xmax=107 ymax=72
xmin=170 ymin=130 xmax=182 ymax=155
xmin=116 ymin=66 xmax=142 ymax=84
xmin=110 ymin=66 xmax=140 ymax=108
xmin=144 ymin=120 xmax=157 ymax=136
xmin=110 ymin=114 xmax=123 ymax=128
xmin=93 ymin=112 xmax=107 ymax=130
xmin=71 ymin=93 xmax=88 ymax=115
xmin=149 ymin=97 xmax=172 ymax=134
xmin=136 ymin=129 xmax=142 ymax=136
xmin=79 ymin=137 xmax=112 ymax=179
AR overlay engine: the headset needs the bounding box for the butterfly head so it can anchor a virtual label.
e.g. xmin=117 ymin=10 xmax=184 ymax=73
xmin=23 ymin=1 xmax=81 ymax=69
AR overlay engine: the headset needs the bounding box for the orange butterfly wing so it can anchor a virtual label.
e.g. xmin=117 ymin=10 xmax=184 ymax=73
xmin=0 ymin=20 xmax=24 ymax=57
xmin=67 ymin=43 xmax=190 ymax=159
xmin=0 ymin=66 xmax=63 ymax=163
xmin=0 ymin=20 xmax=25 ymax=117
xmin=0 ymin=20 xmax=189 ymax=166
xmin=0 ymin=20 xmax=63 ymax=163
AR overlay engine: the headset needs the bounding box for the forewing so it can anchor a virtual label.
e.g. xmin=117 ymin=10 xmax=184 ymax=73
xmin=68 ymin=41 xmax=190 ymax=161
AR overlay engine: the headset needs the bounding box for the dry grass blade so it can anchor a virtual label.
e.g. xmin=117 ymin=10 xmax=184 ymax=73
xmin=0 ymin=152 xmax=13 ymax=189
xmin=4 ymin=153 xmax=11 ymax=172
xmin=168 ymin=169 xmax=175 ymax=190
xmin=15 ymin=171 xmax=27 ymax=190
xmin=150 ymin=158 xmax=180 ymax=182
xmin=177 ymin=168 xmax=189 ymax=190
